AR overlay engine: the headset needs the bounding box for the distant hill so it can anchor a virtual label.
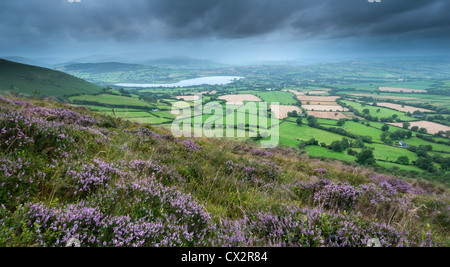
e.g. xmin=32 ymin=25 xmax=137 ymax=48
xmin=57 ymin=62 xmax=173 ymax=85
xmin=60 ymin=62 xmax=158 ymax=74
xmin=144 ymin=57 xmax=227 ymax=69
xmin=58 ymin=61 xmax=221 ymax=85
xmin=0 ymin=59 xmax=103 ymax=98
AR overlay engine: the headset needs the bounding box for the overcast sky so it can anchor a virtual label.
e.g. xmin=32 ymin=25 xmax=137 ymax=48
xmin=1 ymin=0 xmax=449 ymax=64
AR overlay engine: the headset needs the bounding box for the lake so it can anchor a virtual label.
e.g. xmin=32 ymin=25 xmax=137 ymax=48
xmin=115 ymin=76 xmax=244 ymax=88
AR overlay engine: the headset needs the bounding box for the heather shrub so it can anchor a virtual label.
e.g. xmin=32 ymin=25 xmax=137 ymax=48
xmin=225 ymin=159 xmax=281 ymax=185
xmin=0 ymin=156 xmax=46 ymax=210
xmin=294 ymin=175 xmax=429 ymax=226
xmin=2 ymin=174 xmax=214 ymax=247
xmin=126 ymin=159 xmax=181 ymax=185
xmin=214 ymin=205 xmax=440 ymax=247
xmin=370 ymin=174 xmax=417 ymax=194
xmin=0 ymin=108 xmax=75 ymax=157
xmin=0 ymin=104 xmax=110 ymax=161
xmin=56 ymin=160 xmax=124 ymax=199
xmin=0 ymin=97 xmax=447 ymax=247
xmin=293 ymin=178 xmax=332 ymax=206
xmin=182 ymin=139 xmax=202 ymax=152
xmin=314 ymin=182 xmax=360 ymax=211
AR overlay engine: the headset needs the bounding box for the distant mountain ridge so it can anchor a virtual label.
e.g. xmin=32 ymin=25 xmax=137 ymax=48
xmin=60 ymin=62 xmax=158 ymax=73
xmin=143 ymin=57 xmax=227 ymax=69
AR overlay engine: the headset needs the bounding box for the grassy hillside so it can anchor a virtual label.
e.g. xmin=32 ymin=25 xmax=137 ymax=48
xmin=0 ymin=96 xmax=448 ymax=247
xmin=0 ymin=59 xmax=103 ymax=97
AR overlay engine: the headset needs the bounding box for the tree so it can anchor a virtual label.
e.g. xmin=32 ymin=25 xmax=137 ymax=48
xmin=380 ymin=131 xmax=389 ymax=142
xmin=363 ymin=109 xmax=370 ymax=115
xmin=361 ymin=135 xmax=373 ymax=143
xmin=418 ymin=128 xmax=428 ymax=134
xmin=390 ymin=130 xmax=409 ymax=140
xmin=307 ymin=116 xmax=318 ymax=127
xmin=337 ymin=119 xmax=346 ymax=126
xmin=445 ymin=130 xmax=450 ymax=138
xmin=352 ymin=137 xmax=365 ymax=148
xmin=356 ymin=148 xmax=376 ymax=165
xmin=411 ymin=126 xmax=419 ymax=132
xmin=381 ymin=124 xmax=389 ymax=132
xmin=347 ymin=149 xmax=357 ymax=156
xmin=296 ymin=117 xmax=303 ymax=126
xmin=288 ymin=110 xmax=298 ymax=118
xmin=341 ymin=137 xmax=350 ymax=149
xmin=402 ymin=122 xmax=411 ymax=129
xmin=416 ymin=148 xmax=428 ymax=158
xmin=329 ymin=140 xmax=344 ymax=152
xmin=415 ymin=156 xmax=433 ymax=171
xmin=406 ymin=131 xmax=412 ymax=139
xmin=396 ymin=156 xmax=409 ymax=165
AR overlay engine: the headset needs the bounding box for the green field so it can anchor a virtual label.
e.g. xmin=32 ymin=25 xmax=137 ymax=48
xmin=376 ymin=161 xmax=424 ymax=172
xmin=341 ymin=100 xmax=416 ymax=121
xmin=68 ymin=92 xmax=176 ymax=125
xmin=367 ymin=143 xmax=418 ymax=162
xmin=277 ymin=121 xmax=349 ymax=147
xmin=404 ymin=137 xmax=450 ymax=153
xmin=254 ymin=91 xmax=297 ymax=105
xmin=7 ymin=57 xmax=448 ymax=181
xmin=305 ymin=146 xmax=357 ymax=162
xmin=69 ymin=94 xmax=154 ymax=107
xmin=337 ymin=121 xmax=385 ymax=142
xmin=125 ymin=116 xmax=173 ymax=124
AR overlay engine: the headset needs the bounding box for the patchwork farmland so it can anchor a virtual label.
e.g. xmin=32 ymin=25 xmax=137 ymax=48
xmin=307 ymin=111 xmax=347 ymax=120
xmin=379 ymin=87 xmax=428 ymax=93
xmin=282 ymin=89 xmax=304 ymax=96
xmin=270 ymin=104 xmax=301 ymax=119
xmin=176 ymin=95 xmax=200 ymax=101
xmin=217 ymin=94 xmax=262 ymax=105
xmin=306 ymin=90 xmax=328 ymax=95
xmin=375 ymin=102 xmax=435 ymax=113
xmin=348 ymin=93 xmax=420 ymax=100
xmin=297 ymin=95 xmax=341 ymax=102
xmin=15 ymin=58 xmax=447 ymax=188
xmin=303 ymin=101 xmax=340 ymax=105
xmin=388 ymin=121 xmax=450 ymax=135
xmin=3 ymin=0 xmax=450 ymax=249
xmin=302 ymin=105 xmax=349 ymax=111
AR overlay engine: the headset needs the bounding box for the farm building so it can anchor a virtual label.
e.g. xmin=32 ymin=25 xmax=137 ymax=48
xmin=398 ymin=141 xmax=408 ymax=148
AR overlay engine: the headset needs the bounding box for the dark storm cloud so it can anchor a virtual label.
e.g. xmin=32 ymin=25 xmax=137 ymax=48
xmin=0 ymin=0 xmax=449 ymax=59
xmin=1 ymin=0 xmax=449 ymax=42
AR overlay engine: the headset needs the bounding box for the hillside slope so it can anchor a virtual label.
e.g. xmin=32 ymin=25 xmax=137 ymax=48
xmin=0 ymin=96 xmax=448 ymax=247
xmin=0 ymin=59 xmax=103 ymax=97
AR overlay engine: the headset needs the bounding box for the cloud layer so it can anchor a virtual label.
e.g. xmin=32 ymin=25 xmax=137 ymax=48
xmin=1 ymin=0 xmax=449 ymax=60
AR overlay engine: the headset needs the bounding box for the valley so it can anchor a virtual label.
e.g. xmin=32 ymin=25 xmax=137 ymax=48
xmin=20 ymin=58 xmax=448 ymax=186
